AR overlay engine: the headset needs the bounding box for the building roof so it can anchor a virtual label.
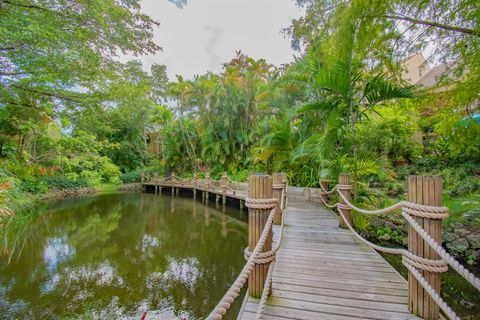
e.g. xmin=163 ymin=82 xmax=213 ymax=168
xmin=400 ymin=53 xmax=452 ymax=90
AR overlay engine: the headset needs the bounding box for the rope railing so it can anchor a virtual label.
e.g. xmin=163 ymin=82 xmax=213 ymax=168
xmin=208 ymin=185 xmax=286 ymax=320
xmin=317 ymin=178 xmax=480 ymax=320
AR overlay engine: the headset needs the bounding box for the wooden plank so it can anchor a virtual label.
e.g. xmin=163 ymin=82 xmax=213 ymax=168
xmin=272 ymin=290 xmax=410 ymax=313
xmin=244 ymin=297 xmax=420 ymax=320
xmin=274 ymin=276 xmax=408 ymax=296
xmin=231 ymin=189 xmax=416 ymax=319
xmin=273 ymin=282 xmax=408 ymax=304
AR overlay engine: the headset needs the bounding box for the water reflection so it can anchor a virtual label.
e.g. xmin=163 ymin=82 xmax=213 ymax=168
xmin=0 ymin=193 xmax=248 ymax=319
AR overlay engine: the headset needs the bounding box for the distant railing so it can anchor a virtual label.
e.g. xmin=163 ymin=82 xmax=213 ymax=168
xmin=319 ymin=174 xmax=480 ymax=320
xmin=141 ymin=171 xmax=248 ymax=197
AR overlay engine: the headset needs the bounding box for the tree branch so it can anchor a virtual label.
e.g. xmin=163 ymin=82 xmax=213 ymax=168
xmin=386 ymin=14 xmax=478 ymax=37
xmin=0 ymin=46 xmax=18 ymax=51
xmin=0 ymin=72 xmax=24 ymax=76
xmin=11 ymin=84 xmax=85 ymax=102
xmin=4 ymin=0 xmax=64 ymax=16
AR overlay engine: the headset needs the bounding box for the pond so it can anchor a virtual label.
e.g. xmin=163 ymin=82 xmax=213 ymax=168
xmin=0 ymin=193 xmax=248 ymax=319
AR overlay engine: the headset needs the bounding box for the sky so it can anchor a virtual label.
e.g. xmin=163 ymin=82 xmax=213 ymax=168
xmin=128 ymin=0 xmax=304 ymax=80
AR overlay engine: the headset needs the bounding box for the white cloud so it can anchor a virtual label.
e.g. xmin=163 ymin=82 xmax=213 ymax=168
xmin=127 ymin=0 xmax=303 ymax=79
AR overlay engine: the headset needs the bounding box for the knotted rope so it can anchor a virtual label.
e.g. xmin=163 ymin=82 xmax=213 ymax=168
xmin=318 ymin=183 xmax=480 ymax=320
xmin=333 ymin=185 xmax=480 ymax=291
xmin=206 ymin=207 xmax=275 ymax=320
xmin=254 ymin=188 xmax=286 ymax=320
xmin=208 ymin=190 xmax=287 ymax=320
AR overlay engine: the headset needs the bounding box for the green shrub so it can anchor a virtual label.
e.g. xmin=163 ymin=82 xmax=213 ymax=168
xmin=385 ymin=181 xmax=406 ymax=197
xmin=39 ymin=175 xmax=88 ymax=189
xmin=97 ymin=156 xmax=121 ymax=184
xmin=80 ymin=170 xmax=103 ymax=186
xmin=19 ymin=177 xmax=48 ymax=194
xmin=121 ymin=170 xmax=143 ymax=184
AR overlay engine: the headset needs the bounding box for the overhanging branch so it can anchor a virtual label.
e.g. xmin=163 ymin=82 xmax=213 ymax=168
xmin=386 ymin=14 xmax=478 ymax=37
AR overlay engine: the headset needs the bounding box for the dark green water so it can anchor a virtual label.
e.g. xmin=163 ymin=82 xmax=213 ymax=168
xmin=0 ymin=193 xmax=248 ymax=319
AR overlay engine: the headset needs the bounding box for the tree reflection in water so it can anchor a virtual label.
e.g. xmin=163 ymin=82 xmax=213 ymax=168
xmin=0 ymin=193 xmax=247 ymax=319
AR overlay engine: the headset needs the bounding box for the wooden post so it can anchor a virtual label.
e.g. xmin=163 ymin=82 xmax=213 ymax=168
xmin=304 ymin=188 xmax=311 ymax=201
xmin=221 ymin=171 xmax=227 ymax=204
xmin=338 ymin=173 xmax=352 ymax=229
xmin=272 ymin=173 xmax=284 ymax=225
xmin=281 ymin=173 xmax=288 ymax=209
xmin=205 ymin=173 xmax=210 ymax=199
xmin=248 ymin=173 xmax=273 ymax=298
xmin=407 ymin=176 xmax=443 ymax=319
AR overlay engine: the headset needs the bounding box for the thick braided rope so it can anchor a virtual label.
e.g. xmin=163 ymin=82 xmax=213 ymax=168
xmin=319 ymin=194 xmax=338 ymax=209
xmin=403 ymin=261 xmax=460 ymax=320
xmin=402 ymin=256 xmax=448 ymax=273
xmin=255 ymin=259 xmax=276 ymax=320
xmin=402 ymin=211 xmax=480 ymax=291
xmin=253 ymin=189 xmax=287 ymax=319
xmin=206 ymin=208 xmax=275 ymax=320
xmin=319 ymin=184 xmax=337 ymax=195
xmin=336 ymin=188 xmax=449 ymax=218
xmin=334 ymin=202 xmax=480 ymax=299
xmin=245 ymin=198 xmax=277 ymax=210
xmin=245 ymin=192 xmax=287 ymax=264
xmin=335 ymin=208 xmax=447 ymax=271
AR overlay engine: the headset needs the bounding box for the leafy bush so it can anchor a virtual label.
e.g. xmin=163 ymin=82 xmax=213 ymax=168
xmin=440 ymin=164 xmax=480 ymax=196
xmin=385 ymin=181 xmax=406 ymax=197
xmin=99 ymin=158 xmax=121 ymax=184
xmin=80 ymin=170 xmax=103 ymax=186
xmin=359 ymin=108 xmax=421 ymax=163
xmin=19 ymin=177 xmax=48 ymax=194
xmin=38 ymin=175 xmax=88 ymax=189
xmin=121 ymin=170 xmax=143 ymax=184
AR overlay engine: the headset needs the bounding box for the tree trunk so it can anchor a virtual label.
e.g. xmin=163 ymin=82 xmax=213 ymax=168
xmin=351 ymin=108 xmax=358 ymax=197
xmin=18 ymin=134 xmax=26 ymax=158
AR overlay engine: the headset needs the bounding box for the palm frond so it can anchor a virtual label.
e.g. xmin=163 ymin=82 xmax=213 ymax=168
xmin=362 ymin=76 xmax=416 ymax=109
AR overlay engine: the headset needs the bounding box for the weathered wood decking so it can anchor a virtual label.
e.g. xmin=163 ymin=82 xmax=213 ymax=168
xmin=238 ymin=200 xmax=420 ymax=320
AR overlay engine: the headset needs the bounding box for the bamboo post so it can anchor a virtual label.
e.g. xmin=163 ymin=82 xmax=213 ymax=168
xmin=281 ymin=173 xmax=288 ymax=209
xmin=248 ymin=173 xmax=273 ymax=298
xmin=338 ymin=173 xmax=352 ymax=229
xmin=221 ymin=171 xmax=227 ymax=204
xmin=272 ymin=173 xmax=284 ymax=225
xmin=407 ymin=176 xmax=443 ymax=319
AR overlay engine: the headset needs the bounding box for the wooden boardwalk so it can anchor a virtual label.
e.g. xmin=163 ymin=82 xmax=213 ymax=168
xmin=238 ymin=200 xmax=420 ymax=320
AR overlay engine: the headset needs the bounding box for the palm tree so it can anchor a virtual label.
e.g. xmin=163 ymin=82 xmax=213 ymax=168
xmin=298 ymin=22 xmax=415 ymax=195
